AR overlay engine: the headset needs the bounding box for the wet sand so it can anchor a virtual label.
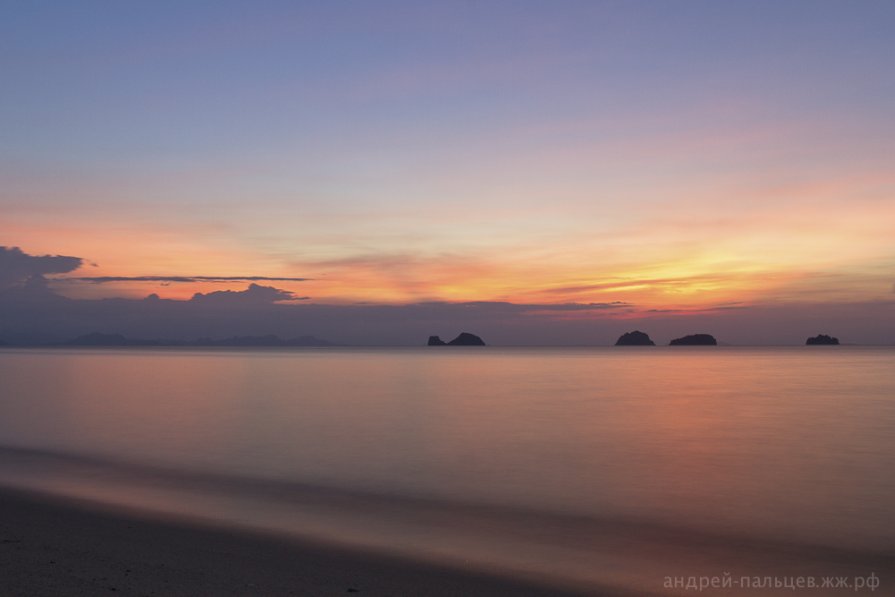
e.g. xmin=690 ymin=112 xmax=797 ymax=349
xmin=0 ymin=486 xmax=606 ymax=596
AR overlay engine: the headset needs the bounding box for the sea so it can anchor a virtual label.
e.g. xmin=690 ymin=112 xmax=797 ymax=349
xmin=0 ymin=347 xmax=893 ymax=595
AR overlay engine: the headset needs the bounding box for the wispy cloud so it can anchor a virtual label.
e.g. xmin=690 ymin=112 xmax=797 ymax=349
xmin=536 ymin=274 xmax=735 ymax=295
xmin=62 ymin=275 xmax=310 ymax=284
xmin=413 ymin=300 xmax=631 ymax=312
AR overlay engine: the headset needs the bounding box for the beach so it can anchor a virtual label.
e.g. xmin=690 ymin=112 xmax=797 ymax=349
xmin=0 ymin=486 xmax=596 ymax=597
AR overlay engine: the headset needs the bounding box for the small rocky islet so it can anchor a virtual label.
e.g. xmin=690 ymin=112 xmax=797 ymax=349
xmin=427 ymin=332 xmax=486 ymax=346
xmin=614 ymin=331 xmax=655 ymax=346
xmin=806 ymin=334 xmax=839 ymax=345
xmin=424 ymin=331 xmax=847 ymax=347
xmin=668 ymin=334 xmax=718 ymax=346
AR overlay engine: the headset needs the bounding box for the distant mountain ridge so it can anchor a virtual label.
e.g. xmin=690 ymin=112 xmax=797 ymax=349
xmin=63 ymin=333 xmax=333 ymax=347
xmin=194 ymin=334 xmax=332 ymax=347
xmin=67 ymin=332 xmax=159 ymax=346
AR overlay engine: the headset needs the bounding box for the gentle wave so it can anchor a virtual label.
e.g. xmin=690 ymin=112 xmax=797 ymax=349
xmin=1 ymin=445 xmax=891 ymax=595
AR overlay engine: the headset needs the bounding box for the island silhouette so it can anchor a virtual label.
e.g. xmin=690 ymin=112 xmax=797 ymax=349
xmin=0 ymin=330 xmax=878 ymax=348
xmin=615 ymin=331 xmax=656 ymax=346
xmin=806 ymin=334 xmax=840 ymax=345
xmin=669 ymin=334 xmax=717 ymax=346
xmin=428 ymin=332 xmax=486 ymax=346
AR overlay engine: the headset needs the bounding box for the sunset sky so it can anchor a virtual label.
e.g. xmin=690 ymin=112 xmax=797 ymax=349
xmin=2 ymin=1 xmax=894 ymax=344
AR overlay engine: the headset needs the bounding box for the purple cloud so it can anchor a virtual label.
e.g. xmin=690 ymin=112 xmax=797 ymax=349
xmin=190 ymin=283 xmax=308 ymax=304
xmin=0 ymin=246 xmax=83 ymax=288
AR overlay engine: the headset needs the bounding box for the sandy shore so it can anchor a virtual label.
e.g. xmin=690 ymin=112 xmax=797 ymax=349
xmin=0 ymin=486 xmax=596 ymax=597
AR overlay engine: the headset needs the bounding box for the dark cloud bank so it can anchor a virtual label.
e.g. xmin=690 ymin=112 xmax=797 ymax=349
xmin=2 ymin=246 xmax=894 ymax=346
xmin=0 ymin=246 xmax=82 ymax=287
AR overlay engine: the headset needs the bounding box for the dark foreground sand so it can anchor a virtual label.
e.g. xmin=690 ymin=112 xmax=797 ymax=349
xmin=0 ymin=487 xmax=602 ymax=596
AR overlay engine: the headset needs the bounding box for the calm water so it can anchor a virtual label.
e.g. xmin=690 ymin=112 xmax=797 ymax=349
xmin=1 ymin=347 xmax=893 ymax=594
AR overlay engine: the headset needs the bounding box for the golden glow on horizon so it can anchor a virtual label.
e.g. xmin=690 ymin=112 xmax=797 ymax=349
xmin=12 ymin=138 xmax=894 ymax=311
xmin=41 ymin=242 xmax=892 ymax=316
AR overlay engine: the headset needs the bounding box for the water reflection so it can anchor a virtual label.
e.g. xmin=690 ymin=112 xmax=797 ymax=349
xmin=0 ymin=347 xmax=893 ymax=553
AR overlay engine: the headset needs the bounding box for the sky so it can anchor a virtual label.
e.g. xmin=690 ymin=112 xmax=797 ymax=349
xmin=2 ymin=1 xmax=894 ymax=344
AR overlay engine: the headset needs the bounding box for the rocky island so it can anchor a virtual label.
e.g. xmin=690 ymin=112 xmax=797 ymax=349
xmin=615 ymin=331 xmax=656 ymax=346
xmin=806 ymin=334 xmax=839 ymax=345
xmin=427 ymin=332 xmax=486 ymax=346
xmin=669 ymin=334 xmax=717 ymax=346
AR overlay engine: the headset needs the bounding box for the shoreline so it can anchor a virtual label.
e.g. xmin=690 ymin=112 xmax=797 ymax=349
xmin=0 ymin=485 xmax=605 ymax=596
